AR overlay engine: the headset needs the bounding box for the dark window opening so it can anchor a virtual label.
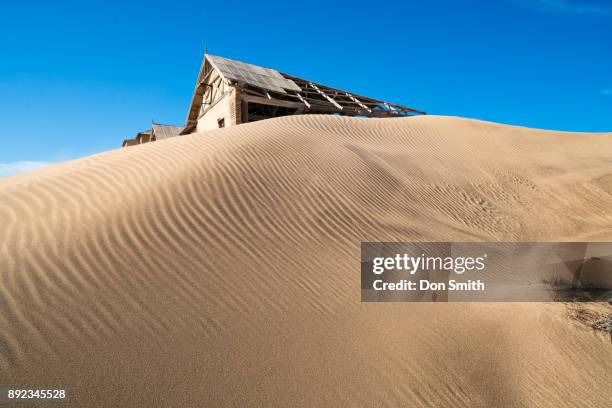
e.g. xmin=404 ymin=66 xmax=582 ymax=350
xmin=217 ymin=118 xmax=225 ymax=128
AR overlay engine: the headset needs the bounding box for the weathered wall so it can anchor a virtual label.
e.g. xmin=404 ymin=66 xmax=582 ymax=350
xmin=196 ymin=88 xmax=241 ymax=132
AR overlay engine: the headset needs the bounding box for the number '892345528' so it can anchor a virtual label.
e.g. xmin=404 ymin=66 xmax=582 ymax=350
xmin=7 ymin=389 xmax=66 ymax=399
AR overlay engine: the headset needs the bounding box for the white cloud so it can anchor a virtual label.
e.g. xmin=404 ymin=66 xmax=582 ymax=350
xmin=602 ymin=88 xmax=612 ymax=96
xmin=512 ymin=0 xmax=612 ymax=15
xmin=0 ymin=161 xmax=52 ymax=177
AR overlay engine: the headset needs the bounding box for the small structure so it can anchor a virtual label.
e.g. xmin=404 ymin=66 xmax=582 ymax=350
xmin=122 ymin=123 xmax=182 ymax=147
xmin=182 ymin=54 xmax=425 ymax=134
xmin=122 ymin=53 xmax=425 ymax=146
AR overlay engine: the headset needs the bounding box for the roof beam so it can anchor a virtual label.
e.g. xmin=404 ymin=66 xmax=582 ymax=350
xmin=345 ymin=92 xmax=371 ymax=113
xmin=295 ymin=92 xmax=311 ymax=109
xmin=244 ymin=88 xmax=324 ymax=109
xmin=242 ymin=94 xmax=306 ymax=110
xmin=200 ymin=68 xmax=215 ymax=85
xmin=308 ymin=82 xmax=343 ymax=110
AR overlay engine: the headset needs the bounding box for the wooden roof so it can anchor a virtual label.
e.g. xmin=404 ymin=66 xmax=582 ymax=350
xmin=207 ymin=54 xmax=301 ymax=94
xmin=152 ymin=124 xmax=183 ymax=140
xmin=122 ymin=125 xmax=183 ymax=147
xmin=183 ymin=54 xmax=425 ymax=132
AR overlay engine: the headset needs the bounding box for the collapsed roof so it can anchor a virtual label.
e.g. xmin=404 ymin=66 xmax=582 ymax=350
xmin=183 ymin=54 xmax=425 ymax=133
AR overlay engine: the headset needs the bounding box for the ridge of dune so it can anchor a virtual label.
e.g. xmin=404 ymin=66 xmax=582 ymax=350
xmin=1 ymin=115 xmax=611 ymax=407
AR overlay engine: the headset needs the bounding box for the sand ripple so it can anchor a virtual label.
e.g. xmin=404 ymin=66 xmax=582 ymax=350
xmin=1 ymin=115 xmax=611 ymax=407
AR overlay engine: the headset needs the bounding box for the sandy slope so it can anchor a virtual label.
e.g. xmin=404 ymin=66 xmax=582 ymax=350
xmin=1 ymin=115 xmax=611 ymax=407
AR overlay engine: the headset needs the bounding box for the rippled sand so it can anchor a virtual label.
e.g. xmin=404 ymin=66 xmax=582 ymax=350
xmin=1 ymin=115 xmax=611 ymax=407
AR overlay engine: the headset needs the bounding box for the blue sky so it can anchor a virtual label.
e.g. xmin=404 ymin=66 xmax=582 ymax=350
xmin=0 ymin=0 xmax=611 ymax=173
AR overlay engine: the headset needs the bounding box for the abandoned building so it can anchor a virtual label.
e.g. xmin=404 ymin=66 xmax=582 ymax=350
xmin=122 ymin=54 xmax=425 ymax=146
xmin=122 ymin=123 xmax=183 ymax=147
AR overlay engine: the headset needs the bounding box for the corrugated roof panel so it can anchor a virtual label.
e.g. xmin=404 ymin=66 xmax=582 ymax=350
xmin=152 ymin=124 xmax=183 ymax=140
xmin=207 ymin=54 xmax=301 ymax=94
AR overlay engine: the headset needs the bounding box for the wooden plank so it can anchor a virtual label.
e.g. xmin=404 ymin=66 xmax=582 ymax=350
xmin=242 ymin=94 xmax=306 ymax=109
xmin=198 ymin=90 xmax=232 ymax=119
xmin=344 ymin=92 xmax=372 ymax=112
xmin=308 ymin=82 xmax=343 ymax=110
xmin=295 ymin=92 xmax=311 ymax=109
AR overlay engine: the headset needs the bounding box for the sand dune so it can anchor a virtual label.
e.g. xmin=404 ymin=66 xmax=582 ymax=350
xmin=1 ymin=115 xmax=611 ymax=407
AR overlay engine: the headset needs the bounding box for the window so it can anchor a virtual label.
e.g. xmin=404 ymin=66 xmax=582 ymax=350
xmin=217 ymin=118 xmax=225 ymax=128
